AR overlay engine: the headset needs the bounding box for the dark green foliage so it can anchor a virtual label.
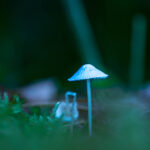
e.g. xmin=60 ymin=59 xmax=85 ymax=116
xmin=0 ymin=94 xmax=150 ymax=150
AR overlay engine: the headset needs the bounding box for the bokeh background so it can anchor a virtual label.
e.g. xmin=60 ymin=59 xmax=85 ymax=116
xmin=1 ymin=2 xmax=150 ymax=149
xmin=0 ymin=0 xmax=150 ymax=88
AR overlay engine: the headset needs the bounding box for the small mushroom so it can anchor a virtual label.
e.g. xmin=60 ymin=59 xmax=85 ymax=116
xmin=55 ymin=92 xmax=79 ymax=129
xmin=68 ymin=64 xmax=108 ymax=136
xmin=55 ymin=101 xmax=79 ymax=122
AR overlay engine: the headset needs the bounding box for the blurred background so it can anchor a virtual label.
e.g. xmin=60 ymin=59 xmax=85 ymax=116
xmin=0 ymin=0 xmax=150 ymax=89
xmin=1 ymin=2 xmax=150 ymax=148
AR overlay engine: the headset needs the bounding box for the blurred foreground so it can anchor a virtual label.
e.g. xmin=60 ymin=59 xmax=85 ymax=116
xmin=0 ymin=85 xmax=150 ymax=150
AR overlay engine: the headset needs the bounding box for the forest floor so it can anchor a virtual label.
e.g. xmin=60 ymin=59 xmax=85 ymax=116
xmin=0 ymin=85 xmax=150 ymax=150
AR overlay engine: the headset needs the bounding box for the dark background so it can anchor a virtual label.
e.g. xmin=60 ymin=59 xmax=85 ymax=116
xmin=0 ymin=0 xmax=149 ymax=88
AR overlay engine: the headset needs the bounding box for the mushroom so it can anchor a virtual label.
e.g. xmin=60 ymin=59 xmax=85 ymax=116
xmin=55 ymin=91 xmax=78 ymax=134
xmin=68 ymin=64 xmax=108 ymax=136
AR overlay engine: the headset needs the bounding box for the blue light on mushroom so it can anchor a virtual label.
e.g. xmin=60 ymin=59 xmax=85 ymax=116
xmin=68 ymin=64 xmax=108 ymax=136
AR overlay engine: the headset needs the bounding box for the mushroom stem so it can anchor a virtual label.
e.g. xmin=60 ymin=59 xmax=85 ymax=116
xmin=71 ymin=94 xmax=76 ymax=134
xmin=87 ymin=79 xmax=92 ymax=136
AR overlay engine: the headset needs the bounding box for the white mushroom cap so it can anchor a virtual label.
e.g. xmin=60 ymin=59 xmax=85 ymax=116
xmin=68 ymin=64 xmax=108 ymax=81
